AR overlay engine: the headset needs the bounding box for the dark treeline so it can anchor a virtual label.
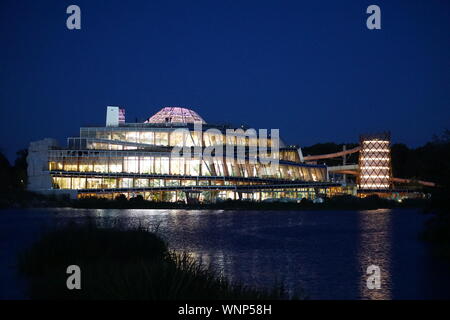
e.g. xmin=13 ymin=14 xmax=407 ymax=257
xmin=303 ymin=129 xmax=450 ymax=186
xmin=2 ymin=132 xmax=450 ymax=256
xmin=1 ymin=130 xmax=449 ymax=206
xmin=0 ymin=149 xmax=27 ymax=192
xmin=0 ymin=149 xmax=34 ymax=208
xmin=302 ymin=142 xmax=359 ymax=166
xmin=391 ymin=130 xmax=450 ymax=186
xmin=304 ymin=132 xmax=450 ymax=257
xmin=303 ymin=130 xmax=450 ymax=258
xmin=2 ymin=130 xmax=449 ymax=192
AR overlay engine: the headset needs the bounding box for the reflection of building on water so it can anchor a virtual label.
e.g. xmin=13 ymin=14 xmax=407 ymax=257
xmin=186 ymin=250 xmax=232 ymax=281
xmin=358 ymin=209 xmax=392 ymax=300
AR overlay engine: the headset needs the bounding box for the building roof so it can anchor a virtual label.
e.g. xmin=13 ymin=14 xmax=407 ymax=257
xmin=144 ymin=107 xmax=206 ymax=124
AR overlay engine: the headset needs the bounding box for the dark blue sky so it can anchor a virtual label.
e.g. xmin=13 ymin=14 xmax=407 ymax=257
xmin=1 ymin=0 xmax=449 ymax=161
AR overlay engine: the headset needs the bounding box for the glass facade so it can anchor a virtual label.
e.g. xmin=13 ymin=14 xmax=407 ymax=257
xmin=72 ymin=127 xmax=277 ymax=149
xmin=145 ymin=107 xmax=206 ymax=124
xmin=49 ymin=151 xmax=324 ymax=181
xmin=46 ymin=107 xmax=333 ymax=201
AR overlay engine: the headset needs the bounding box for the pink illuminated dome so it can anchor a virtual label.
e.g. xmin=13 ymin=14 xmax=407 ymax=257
xmin=144 ymin=107 xmax=206 ymax=124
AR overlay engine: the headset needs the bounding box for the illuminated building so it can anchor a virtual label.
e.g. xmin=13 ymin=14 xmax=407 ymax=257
xmin=357 ymin=132 xmax=392 ymax=191
xmin=27 ymin=106 xmax=338 ymax=202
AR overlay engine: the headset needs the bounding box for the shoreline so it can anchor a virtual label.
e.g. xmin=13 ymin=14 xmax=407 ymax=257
xmin=0 ymin=202 xmax=429 ymax=213
xmin=0 ymin=191 xmax=433 ymax=211
xmin=1 ymin=206 xmax=447 ymax=299
xmin=1 ymin=193 xmax=430 ymax=212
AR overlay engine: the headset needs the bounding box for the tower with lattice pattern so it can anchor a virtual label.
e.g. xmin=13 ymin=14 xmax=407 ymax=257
xmin=358 ymin=132 xmax=392 ymax=190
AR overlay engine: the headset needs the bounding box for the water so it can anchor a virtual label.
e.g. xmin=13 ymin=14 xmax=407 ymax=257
xmin=1 ymin=208 xmax=449 ymax=299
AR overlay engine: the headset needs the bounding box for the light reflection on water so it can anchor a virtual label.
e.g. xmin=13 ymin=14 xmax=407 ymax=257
xmin=1 ymin=208 xmax=450 ymax=299
xmin=358 ymin=209 xmax=392 ymax=300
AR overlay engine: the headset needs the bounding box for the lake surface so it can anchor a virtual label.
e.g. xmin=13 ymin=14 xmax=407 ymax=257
xmin=1 ymin=208 xmax=450 ymax=299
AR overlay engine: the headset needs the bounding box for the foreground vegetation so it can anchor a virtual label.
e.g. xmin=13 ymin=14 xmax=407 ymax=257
xmin=421 ymin=187 xmax=450 ymax=259
xmin=3 ymin=130 xmax=450 ymax=258
xmin=72 ymin=194 xmax=428 ymax=210
xmin=19 ymin=223 xmax=291 ymax=300
xmin=1 ymin=191 xmax=430 ymax=211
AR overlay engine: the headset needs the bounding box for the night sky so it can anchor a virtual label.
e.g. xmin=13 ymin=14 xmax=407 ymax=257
xmin=1 ymin=0 xmax=449 ymax=161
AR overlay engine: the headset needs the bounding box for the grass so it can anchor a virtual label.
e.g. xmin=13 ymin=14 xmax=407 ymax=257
xmin=18 ymin=223 xmax=293 ymax=300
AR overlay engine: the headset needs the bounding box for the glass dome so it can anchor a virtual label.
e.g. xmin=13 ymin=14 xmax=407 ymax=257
xmin=145 ymin=107 xmax=206 ymax=124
